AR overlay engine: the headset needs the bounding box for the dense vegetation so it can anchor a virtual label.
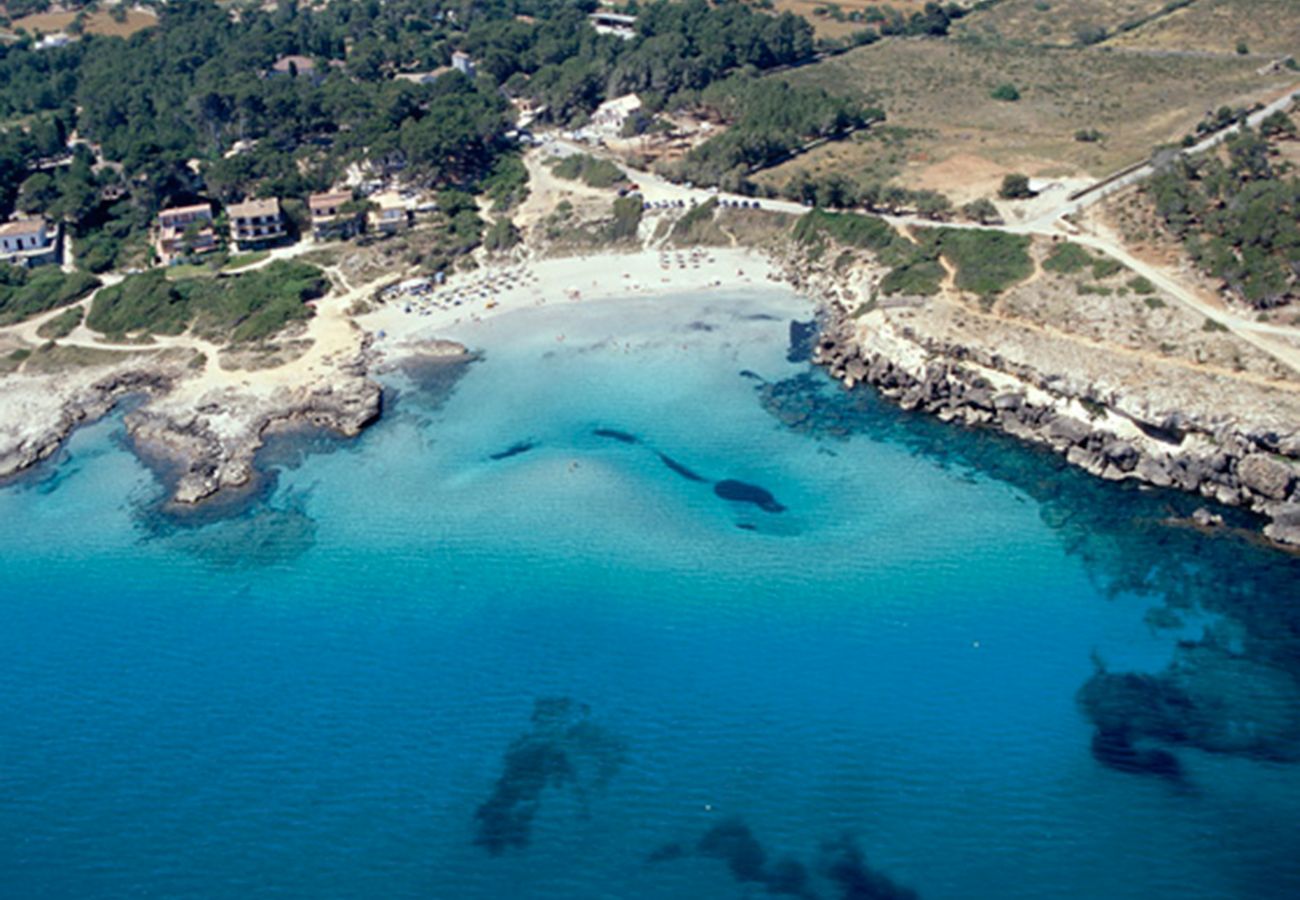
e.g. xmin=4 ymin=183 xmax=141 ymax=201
xmin=661 ymin=77 xmax=882 ymax=189
xmin=1146 ymin=122 xmax=1300 ymax=308
xmin=87 ymin=261 xmax=325 ymax=342
xmin=793 ymin=209 xmax=1033 ymax=300
xmin=0 ymin=264 xmax=99 ymax=326
xmin=550 ymin=153 xmax=626 ymax=189
xmin=0 ymin=0 xmax=833 ymax=271
xmin=926 ymin=228 xmax=1032 ymax=300
xmin=779 ymin=168 xmax=953 ymax=219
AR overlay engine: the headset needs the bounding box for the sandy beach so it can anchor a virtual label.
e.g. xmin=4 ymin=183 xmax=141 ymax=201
xmin=364 ymin=246 xmax=785 ymax=351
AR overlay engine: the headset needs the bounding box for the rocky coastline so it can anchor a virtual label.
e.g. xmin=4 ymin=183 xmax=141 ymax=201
xmin=807 ymin=297 xmax=1300 ymax=548
xmin=0 ymin=337 xmax=471 ymax=509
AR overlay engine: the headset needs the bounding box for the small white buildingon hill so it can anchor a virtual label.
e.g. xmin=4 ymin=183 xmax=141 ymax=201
xmin=0 ymin=218 xmax=59 ymax=267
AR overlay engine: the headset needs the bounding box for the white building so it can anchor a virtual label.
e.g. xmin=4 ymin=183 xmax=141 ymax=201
xmin=0 ymin=218 xmax=59 ymax=267
xmin=587 ymin=93 xmax=642 ymax=137
xmin=589 ymin=12 xmax=637 ymax=40
xmin=452 ymin=50 xmax=475 ymax=78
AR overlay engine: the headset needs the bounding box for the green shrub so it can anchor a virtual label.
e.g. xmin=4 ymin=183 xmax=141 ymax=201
xmin=1090 ymin=256 xmax=1123 ymax=279
xmin=483 ymin=218 xmax=521 ymax=252
xmin=87 ymin=270 xmax=191 ymax=337
xmin=879 ymin=259 xmax=944 ymax=296
xmin=1127 ymin=276 xmax=1157 ymax=295
xmin=36 ymin=305 xmax=85 ymax=339
xmin=1043 ymin=242 xmax=1093 ymax=275
xmin=931 ymin=229 xmax=1033 ymax=299
xmin=990 ymin=83 xmax=1021 ymax=102
xmin=88 ymin=261 xmax=325 ymax=343
xmin=0 ymin=267 xmax=101 ymax=326
xmin=607 ymin=196 xmax=644 ymax=241
xmin=960 ymin=198 xmax=1002 ymax=225
xmin=550 ymin=154 xmax=625 ymax=189
xmin=999 ymin=174 xmax=1035 ymax=200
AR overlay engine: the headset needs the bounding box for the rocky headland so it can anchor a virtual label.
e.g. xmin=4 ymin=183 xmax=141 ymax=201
xmin=784 ymin=246 xmax=1300 ymax=547
xmin=0 ymin=332 xmax=470 ymax=508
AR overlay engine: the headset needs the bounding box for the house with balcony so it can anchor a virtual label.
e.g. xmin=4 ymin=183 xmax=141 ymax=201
xmin=308 ymin=191 xmax=363 ymax=241
xmin=156 ymin=202 xmax=216 ymax=263
xmin=227 ymin=197 xmax=287 ymax=250
xmin=0 ymin=218 xmax=60 ymax=267
xmin=369 ymin=193 xmax=410 ymax=235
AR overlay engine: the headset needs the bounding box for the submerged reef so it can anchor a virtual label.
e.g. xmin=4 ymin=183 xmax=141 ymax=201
xmin=473 ymin=698 xmax=626 ymax=855
xmin=821 ymin=835 xmax=921 ymax=900
xmin=1079 ymin=637 xmax=1300 ymax=774
xmin=652 ymin=819 xmax=916 ymax=899
xmin=658 ymin=452 xmax=709 ymax=483
xmin=593 ymin=428 xmax=640 ymax=445
xmin=713 ymin=479 xmax=787 ymax=513
xmin=489 ymin=440 xmax=537 ymax=461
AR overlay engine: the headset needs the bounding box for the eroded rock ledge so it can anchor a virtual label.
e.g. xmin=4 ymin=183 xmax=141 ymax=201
xmin=811 ymin=308 xmax=1300 ymax=547
xmin=0 ymin=338 xmax=472 ymax=507
xmin=0 ymin=361 xmax=186 ymax=484
xmin=125 ymin=372 xmax=382 ymax=506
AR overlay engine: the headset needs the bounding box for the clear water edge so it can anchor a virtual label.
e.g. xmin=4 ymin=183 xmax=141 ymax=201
xmin=1 ymin=287 xmax=1298 ymax=899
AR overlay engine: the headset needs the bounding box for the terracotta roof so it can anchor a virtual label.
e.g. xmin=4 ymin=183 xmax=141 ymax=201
xmin=159 ymin=203 xmax=211 ymax=219
xmin=0 ymin=218 xmax=46 ymax=238
xmin=227 ymin=198 xmax=280 ymax=219
xmin=309 ymin=191 xmax=352 ymax=213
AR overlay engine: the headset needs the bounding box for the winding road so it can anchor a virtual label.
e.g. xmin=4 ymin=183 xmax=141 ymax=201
xmin=554 ymin=83 xmax=1300 ymax=377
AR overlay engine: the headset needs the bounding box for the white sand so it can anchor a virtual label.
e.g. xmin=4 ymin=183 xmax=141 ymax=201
xmin=364 ymin=246 xmax=786 ymax=351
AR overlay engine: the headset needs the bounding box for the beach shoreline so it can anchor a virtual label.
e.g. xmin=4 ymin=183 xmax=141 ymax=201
xmin=0 ymin=246 xmax=786 ymax=510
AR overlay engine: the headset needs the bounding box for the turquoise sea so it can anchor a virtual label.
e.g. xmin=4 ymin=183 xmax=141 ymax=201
xmin=3 ymin=288 xmax=1300 ymax=899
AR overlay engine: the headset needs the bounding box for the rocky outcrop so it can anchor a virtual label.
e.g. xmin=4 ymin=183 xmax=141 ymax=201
xmin=0 ymin=334 xmax=472 ymax=508
xmin=126 ymin=371 xmax=383 ymax=506
xmin=811 ymin=309 xmax=1300 ymax=547
xmin=0 ymin=366 xmax=180 ymax=483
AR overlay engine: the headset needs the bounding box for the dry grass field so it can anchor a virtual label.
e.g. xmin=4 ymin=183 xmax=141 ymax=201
xmin=1108 ymin=0 xmax=1300 ymax=58
xmin=763 ymin=37 xmax=1289 ymax=201
xmin=955 ymin=0 xmax=1171 ymax=47
xmin=5 ymin=7 xmax=157 ymax=39
xmin=760 ymin=0 xmax=942 ymax=40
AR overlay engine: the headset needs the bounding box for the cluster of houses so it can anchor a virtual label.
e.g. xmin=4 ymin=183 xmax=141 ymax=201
xmin=152 ymin=190 xmax=417 ymax=264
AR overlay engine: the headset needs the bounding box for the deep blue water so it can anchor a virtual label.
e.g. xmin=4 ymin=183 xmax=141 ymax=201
xmin=3 ymin=289 xmax=1300 ymax=899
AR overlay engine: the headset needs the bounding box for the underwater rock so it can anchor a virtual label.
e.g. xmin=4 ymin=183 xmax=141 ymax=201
xmin=1078 ymin=645 xmax=1300 ymax=767
xmin=1090 ymin=729 xmax=1182 ymax=780
xmin=473 ymin=698 xmax=626 ymax=855
xmin=593 ymin=428 xmax=639 ymax=445
xmin=658 ymin=820 xmax=915 ymax=899
xmin=699 ymin=818 xmax=769 ymax=885
xmin=696 ymin=819 xmax=817 ymax=897
xmin=659 ymin=453 xmax=708 ymax=483
xmin=714 ymin=479 xmax=786 ymax=513
xmin=821 ymin=835 xmax=921 ymax=900
xmin=489 ymin=441 xmax=537 ymax=461
xmin=646 ymin=841 xmax=688 ymax=864
xmin=788 ymin=320 xmax=819 ymax=364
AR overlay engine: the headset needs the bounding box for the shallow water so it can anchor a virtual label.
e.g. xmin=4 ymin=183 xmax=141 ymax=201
xmin=2 ymin=288 xmax=1299 ymax=899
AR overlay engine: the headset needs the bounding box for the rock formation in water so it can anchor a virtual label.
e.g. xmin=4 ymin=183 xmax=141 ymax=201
xmin=801 ymin=279 xmax=1300 ymax=547
xmin=473 ymin=698 xmax=625 ymax=855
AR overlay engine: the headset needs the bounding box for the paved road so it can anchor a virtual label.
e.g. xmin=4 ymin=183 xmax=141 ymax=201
xmin=1021 ymin=84 xmax=1300 ymax=231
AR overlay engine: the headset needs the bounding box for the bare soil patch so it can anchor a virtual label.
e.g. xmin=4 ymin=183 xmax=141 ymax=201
xmin=7 ymin=7 xmax=157 ymax=39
